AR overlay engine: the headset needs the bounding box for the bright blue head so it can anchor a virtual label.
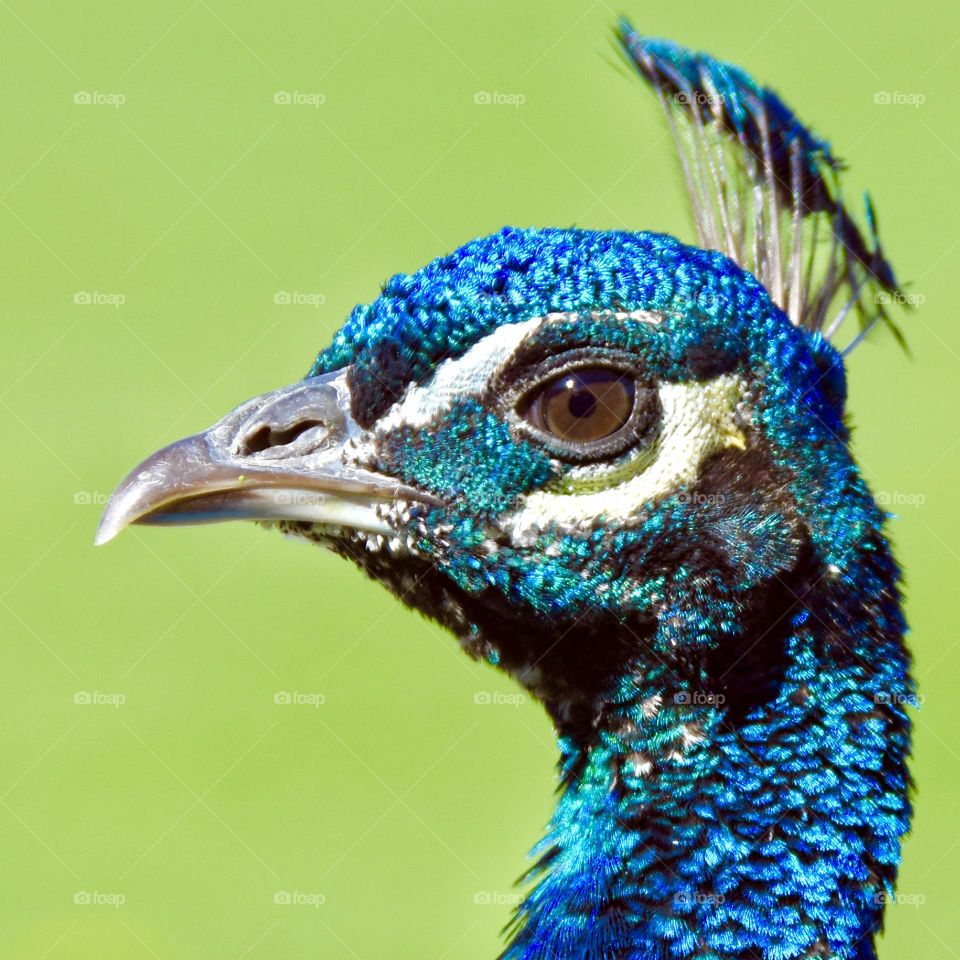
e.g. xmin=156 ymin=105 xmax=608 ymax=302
xmin=305 ymin=227 xmax=856 ymax=698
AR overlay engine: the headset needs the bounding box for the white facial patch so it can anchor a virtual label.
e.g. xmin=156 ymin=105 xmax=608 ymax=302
xmin=374 ymin=310 xmax=664 ymax=434
xmin=505 ymin=373 xmax=746 ymax=538
xmin=365 ymin=309 xmax=741 ymax=542
xmin=376 ymin=317 xmax=545 ymax=432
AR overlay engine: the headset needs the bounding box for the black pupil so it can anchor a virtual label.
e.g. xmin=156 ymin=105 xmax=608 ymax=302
xmin=525 ymin=367 xmax=635 ymax=445
xmin=567 ymin=387 xmax=597 ymax=419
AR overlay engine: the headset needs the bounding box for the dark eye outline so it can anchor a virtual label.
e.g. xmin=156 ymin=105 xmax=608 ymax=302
xmin=506 ymin=358 xmax=661 ymax=464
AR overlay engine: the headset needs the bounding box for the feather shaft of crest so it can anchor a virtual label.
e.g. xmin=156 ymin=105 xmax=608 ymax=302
xmin=617 ymin=20 xmax=907 ymax=349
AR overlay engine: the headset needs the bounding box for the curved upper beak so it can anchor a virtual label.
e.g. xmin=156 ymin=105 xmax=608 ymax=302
xmin=96 ymin=370 xmax=431 ymax=545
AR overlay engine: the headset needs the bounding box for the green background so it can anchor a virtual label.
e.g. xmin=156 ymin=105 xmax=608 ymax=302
xmin=1 ymin=1 xmax=957 ymax=957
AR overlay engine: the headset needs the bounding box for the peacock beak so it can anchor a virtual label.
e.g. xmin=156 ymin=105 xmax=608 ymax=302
xmin=95 ymin=369 xmax=432 ymax=545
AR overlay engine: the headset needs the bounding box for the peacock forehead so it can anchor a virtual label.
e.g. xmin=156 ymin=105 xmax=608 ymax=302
xmin=309 ymin=226 xmax=784 ymax=428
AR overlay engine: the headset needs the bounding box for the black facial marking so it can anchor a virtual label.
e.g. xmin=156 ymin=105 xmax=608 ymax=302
xmin=347 ymin=340 xmax=409 ymax=429
xmin=300 ymin=441 xmax=814 ymax=744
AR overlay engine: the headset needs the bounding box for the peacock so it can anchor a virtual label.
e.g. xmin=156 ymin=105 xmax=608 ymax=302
xmin=97 ymin=22 xmax=913 ymax=960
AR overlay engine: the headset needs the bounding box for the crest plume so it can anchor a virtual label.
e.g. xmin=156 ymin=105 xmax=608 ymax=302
xmin=617 ymin=21 xmax=905 ymax=351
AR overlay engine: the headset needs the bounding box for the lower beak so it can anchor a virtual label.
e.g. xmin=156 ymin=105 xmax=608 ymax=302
xmin=95 ymin=370 xmax=430 ymax=545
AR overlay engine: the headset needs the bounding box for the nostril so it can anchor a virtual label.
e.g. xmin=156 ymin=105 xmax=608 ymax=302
xmin=241 ymin=420 xmax=325 ymax=455
xmin=233 ymin=381 xmax=347 ymax=459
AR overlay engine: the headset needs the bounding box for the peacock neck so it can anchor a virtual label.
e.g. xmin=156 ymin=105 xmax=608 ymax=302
xmin=506 ymin=598 xmax=912 ymax=960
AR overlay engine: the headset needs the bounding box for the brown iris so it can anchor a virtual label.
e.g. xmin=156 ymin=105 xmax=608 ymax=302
xmin=522 ymin=368 xmax=635 ymax=444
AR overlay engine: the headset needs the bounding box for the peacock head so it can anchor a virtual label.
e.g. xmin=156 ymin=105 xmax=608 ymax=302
xmin=96 ymin=26 xmax=914 ymax=957
xmin=97 ymin=225 xmax=860 ymax=722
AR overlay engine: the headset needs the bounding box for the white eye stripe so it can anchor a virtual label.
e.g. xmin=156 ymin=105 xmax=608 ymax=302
xmin=375 ymin=309 xmax=665 ymax=433
xmin=376 ymin=317 xmax=544 ymax=432
xmin=540 ymin=309 xmax=664 ymax=325
xmin=504 ymin=374 xmax=747 ymax=538
xmin=368 ymin=309 xmax=740 ymax=538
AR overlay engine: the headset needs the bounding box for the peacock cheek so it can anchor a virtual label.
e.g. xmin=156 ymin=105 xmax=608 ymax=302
xmin=370 ymin=399 xmax=555 ymax=516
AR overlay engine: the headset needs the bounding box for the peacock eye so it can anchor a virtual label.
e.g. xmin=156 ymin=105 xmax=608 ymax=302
xmin=520 ymin=367 xmax=638 ymax=448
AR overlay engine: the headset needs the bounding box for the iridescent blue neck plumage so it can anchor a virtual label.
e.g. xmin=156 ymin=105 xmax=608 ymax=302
xmin=506 ymin=539 xmax=911 ymax=960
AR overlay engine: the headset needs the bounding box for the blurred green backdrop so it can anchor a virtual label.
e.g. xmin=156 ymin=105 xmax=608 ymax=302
xmin=1 ymin=1 xmax=957 ymax=957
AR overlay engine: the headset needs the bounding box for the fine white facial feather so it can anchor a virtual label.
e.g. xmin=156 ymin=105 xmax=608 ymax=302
xmin=505 ymin=374 xmax=746 ymax=537
xmin=376 ymin=317 xmax=545 ymax=432
xmin=363 ymin=310 xmax=743 ymax=542
xmin=374 ymin=310 xmax=664 ymax=434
